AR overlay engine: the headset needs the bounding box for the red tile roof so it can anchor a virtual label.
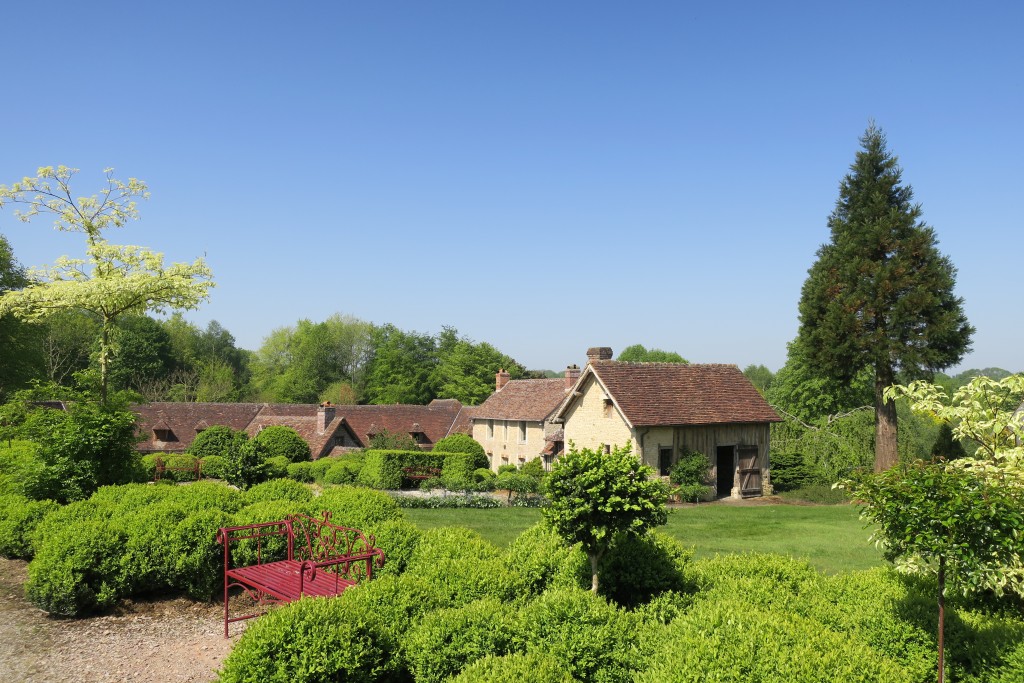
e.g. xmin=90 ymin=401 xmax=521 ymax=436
xmin=472 ymin=379 xmax=569 ymax=422
xmin=134 ymin=400 xmax=468 ymax=457
xmin=338 ymin=401 xmax=468 ymax=446
xmin=583 ymin=362 xmax=781 ymax=427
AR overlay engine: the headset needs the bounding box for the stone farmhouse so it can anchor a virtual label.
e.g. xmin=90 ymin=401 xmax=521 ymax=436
xmin=470 ymin=365 xmax=581 ymax=470
xmin=134 ymin=399 xmax=471 ymax=459
xmin=551 ymin=347 xmax=782 ymax=498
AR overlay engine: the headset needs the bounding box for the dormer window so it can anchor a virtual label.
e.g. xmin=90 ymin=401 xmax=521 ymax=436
xmin=154 ymin=428 xmax=177 ymax=442
xmin=410 ymin=432 xmax=429 ymax=445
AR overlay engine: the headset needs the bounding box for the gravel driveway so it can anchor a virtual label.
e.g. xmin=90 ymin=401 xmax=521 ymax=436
xmin=0 ymin=558 xmax=235 ymax=683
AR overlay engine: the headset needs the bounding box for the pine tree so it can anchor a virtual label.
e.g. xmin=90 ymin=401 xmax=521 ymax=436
xmin=796 ymin=124 xmax=973 ymax=471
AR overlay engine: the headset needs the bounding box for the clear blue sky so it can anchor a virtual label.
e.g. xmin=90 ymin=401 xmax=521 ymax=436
xmin=2 ymin=1 xmax=1021 ymax=374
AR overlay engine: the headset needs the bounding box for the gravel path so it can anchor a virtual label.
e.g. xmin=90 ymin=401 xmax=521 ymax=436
xmin=0 ymin=558 xmax=236 ymax=683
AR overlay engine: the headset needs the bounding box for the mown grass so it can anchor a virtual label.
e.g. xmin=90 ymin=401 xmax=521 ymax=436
xmin=403 ymin=503 xmax=881 ymax=574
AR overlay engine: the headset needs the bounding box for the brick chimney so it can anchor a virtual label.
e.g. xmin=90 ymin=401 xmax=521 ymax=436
xmin=317 ymin=402 xmax=336 ymax=434
xmin=564 ymin=364 xmax=581 ymax=389
xmin=496 ymin=368 xmax=511 ymax=391
xmin=586 ymin=347 xmax=613 ymax=364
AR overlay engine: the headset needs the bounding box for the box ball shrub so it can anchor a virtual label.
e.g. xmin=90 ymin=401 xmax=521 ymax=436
xmin=404 ymin=597 xmax=518 ymax=683
xmin=432 ymin=434 xmax=487 ymax=469
xmin=502 ymin=523 xmax=588 ymax=595
xmin=264 ymin=455 xmax=290 ymax=480
xmin=440 ymin=453 xmax=478 ymax=491
xmin=217 ymin=592 xmax=395 ymax=683
xmin=635 ymin=596 xmax=914 ymax=683
xmin=597 ymin=530 xmax=694 ymax=608
xmin=309 ymin=456 xmax=337 ymax=482
xmin=513 ymin=587 xmax=641 ymax=683
xmin=286 ymin=461 xmax=314 ymax=483
xmin=0 ymin=494 xmax=59 ymax=559
xmin=29 ymin=498 xmax=114 ymax=555
xmin=322 ymin=459 xmax=361 ymax=485
xmin=187 ymin=425 xmax=247 ymax=458
xmin=364 ymin=518 xmax=422 ymax=577
xmin=200 ymin=455 xmax=230 ymax=480
xmin=120 ymin=501 xmax=187 ymax=594
xmin=173 ymin=508 xmax=236 ymax=600
xmin=171 ymin=480 xmax=245 ymax=515
xmin=315 ymin=485 xmax=403 ymax=530
xmin=449 ymin=652 xmax=573 ymax=683
xmin=253 ymin=425 xmax=311 ymax=463
xmin=244 ymin=478 xmax=314 ymax=506
xmin=26 ymin=519 xmax=131 ymax=615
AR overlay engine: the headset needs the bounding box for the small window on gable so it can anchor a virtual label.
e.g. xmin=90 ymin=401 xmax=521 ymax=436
xmin=410 ymin=431 xmax=429 ymax=445
xmin=603 ymin=398 xmax=614 ymax=418
xmin=604 ymin=444 xmax=611 ymax=455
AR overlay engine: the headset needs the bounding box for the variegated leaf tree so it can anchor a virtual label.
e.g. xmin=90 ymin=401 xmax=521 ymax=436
xmin=0 ymin=166 xmax=214 ymax=401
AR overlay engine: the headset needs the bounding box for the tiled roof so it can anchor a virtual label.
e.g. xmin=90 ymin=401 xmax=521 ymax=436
xmin=472 ymin=379 xmax=569 ymax=422
xmin=333 ymin=401 xmax=468 ymax=446
xmin=587 ymin=362 xmax=781 ymax=427
xmin=133 ymin=400 xmax=467 ymax=456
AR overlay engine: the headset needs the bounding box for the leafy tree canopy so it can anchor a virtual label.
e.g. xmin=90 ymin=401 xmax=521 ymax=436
xmin=617 ymin=344 xmax=688 ymax=364
xmin=542 ymin=443 xmax=667 ymax=592
xmin=0 ymin=167 xmax=214 ymax=402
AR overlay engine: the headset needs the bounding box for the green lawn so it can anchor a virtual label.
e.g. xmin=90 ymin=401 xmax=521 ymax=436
xmin=403 ymin=503 xmax=881 ymax=574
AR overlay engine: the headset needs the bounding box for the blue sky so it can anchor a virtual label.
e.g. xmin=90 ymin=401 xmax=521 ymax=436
xmin=2 ymin=1 xmax=1021 ymax=374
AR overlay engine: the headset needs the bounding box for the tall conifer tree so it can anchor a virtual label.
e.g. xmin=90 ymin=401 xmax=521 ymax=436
xmin=797 ymin=124 xmax=973 ymax=471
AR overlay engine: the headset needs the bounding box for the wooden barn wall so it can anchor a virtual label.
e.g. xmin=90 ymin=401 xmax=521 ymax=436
xmin=639 ymin=423 xmax=771 ymax=481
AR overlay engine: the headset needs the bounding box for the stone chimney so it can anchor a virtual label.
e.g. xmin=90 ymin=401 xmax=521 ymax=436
xmin=586 ymin=347 xmax=613 ymax=364
xmin=317 ymin=402 xmax=335 ymax=435
xmin=496 ymin=368 xmax=511 ymax=392
xmin=564 ymin=364 xmax=581 ymax=389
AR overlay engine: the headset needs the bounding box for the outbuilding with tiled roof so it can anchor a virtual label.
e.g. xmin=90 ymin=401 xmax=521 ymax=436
xmin=551 ymin=352 xmax=781 ymax=499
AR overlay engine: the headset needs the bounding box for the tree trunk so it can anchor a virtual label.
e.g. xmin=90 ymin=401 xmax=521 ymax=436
xmin=99 ymin=319 xmax=110 ymax=404
xmin=937 ymin=556 xmax=946 ymax=683
xmin=589 ymin=551 xmax=601 ymax=593
xmin=874 ymin=365 xmax=899 ymax=471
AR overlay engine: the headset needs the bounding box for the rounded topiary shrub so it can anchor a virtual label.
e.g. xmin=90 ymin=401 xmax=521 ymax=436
xmin=244 ymin=478 xmax=314 ymax=506
xmin=217 ymin=591 xmax=395 ymax=683
xmin=0 ymin=494 xmax=60 ymax=559
xmin=364 ymin=518 xmax=422 ymax=577
xmin=173 ymin=508 xmax=236 ymax=600
xmin=199 ymin=455 xmax=230 ymax=480
xmin=597 ymin=530 xmax=695 ymax=608
xmin=449 ymin=652 xmax=573 ymax=683
xmin=513 ymin=587 xmax=641 ymax=683
xmin=322 ymin=459 xmax=361 ymax=485
xmin=29 ymin=498 xmax=114 ymax=555
xmin=120 ymin=501 xmax=187 ymax=594
xmin=404 ymin=597 xmax=518 ymax=683
xmin=432 ymin=434 xmax=487 ymax=469
xmin=253 ymin=425 xmax=311 ymax=463
xmin=502 ymin=523 xmax=588 ymax=596
xmin=187 ymin=425 xmax=246 ymax=459
xmin=635 ymin=596 xmax=914 ymax=683
xmin=309 ymin=456 xmax=336 ymax=482
xmin=315 ymin=486 xmax=403 ymax=530
xmin=26 ymin=519 xmax=131 ymax=615
xmin=286 ymin=461 xmax=314 ymax=483
xmin=171 ymin=480 xmax=245 ymax=515
xmin=264 ymin=455 xmax=291 ymax=479
xmin=407 ymin=527 xmax=524 ymax=604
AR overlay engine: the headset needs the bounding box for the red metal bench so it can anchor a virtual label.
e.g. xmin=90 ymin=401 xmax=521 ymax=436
xmin=153 ymin=456 xmax=202 ymax=482
xmin=217 ymin=511 xmax=385 ymax=636
xmin=402 ymin=465 xmax=442 ymax=482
